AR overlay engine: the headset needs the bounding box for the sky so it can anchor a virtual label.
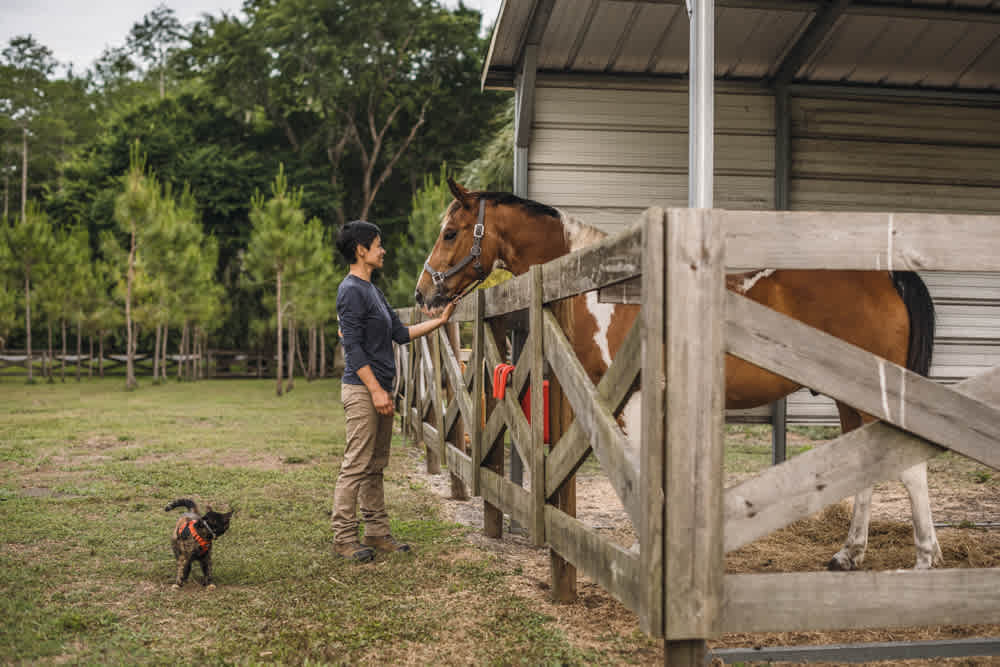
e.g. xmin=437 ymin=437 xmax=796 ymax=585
xmin=0 ymin=0 xmax=503 ymax=75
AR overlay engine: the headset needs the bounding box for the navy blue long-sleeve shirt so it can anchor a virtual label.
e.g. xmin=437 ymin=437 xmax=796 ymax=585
xmin=337 ymin=274 xmax=410 ymax=392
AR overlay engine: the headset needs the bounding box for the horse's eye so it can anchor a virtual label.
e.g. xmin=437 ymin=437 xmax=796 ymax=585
xmin=443 ymin=229 xmax=457 ymax=241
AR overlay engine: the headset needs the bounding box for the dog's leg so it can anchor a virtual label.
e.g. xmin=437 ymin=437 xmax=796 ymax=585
xmin=174 ymin=555 xmax=191 ymax=588
xmin=200 ymin=553 xmax=215 ymax=589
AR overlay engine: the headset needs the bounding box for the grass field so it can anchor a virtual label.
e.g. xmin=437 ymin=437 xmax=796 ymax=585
xmin=3 ymin=376 xmax=997 ymax=665
xmin=2 ymin=377 xmax=657 ymax=664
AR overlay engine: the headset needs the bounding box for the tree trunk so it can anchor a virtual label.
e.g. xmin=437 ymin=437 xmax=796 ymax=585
xmin=99 ymin=330 xmax=104 ymax=377
xmin=153 ymin=323 xmax=161 ymax=381
xmin=256 ymin=344 xmax=262 ymax=378
xmin=21 ymin=126 xmax=27 ymax=221
xmin=285 ymin=317 xmax=295 ymax=393
xmin=60 ymin=319 xmax=66 ymax=382
xmin=177 ymin=323 xmax=186 ymax=381
xmin=196 ymin=330 xmax=203 ymax=380
xmin=24 ymin=269 xmax=32 ymax=382
xmin=307 ymin=325 xmax=316 ymax=381
xmin=275 ymin=271 xmax=283 ymax=396
xmin=125 ymin=225 xmax=137 ymax=390
xmin=3 ymin=155 xmax=8 ymax=219
xmin=161 ymin=324 xmax=168 ymax=381
xmin=320 ymin=329 xmax=327 ymax=378
xmin=88 ymin=335 xmax=93 ymax=378
xmin=46 ymin=321 xmax=53 ymax=382
xmin=294 ymin=322 xmax=308 ymax=380
xmin=76 ymin=319 xmax=81 ymax=382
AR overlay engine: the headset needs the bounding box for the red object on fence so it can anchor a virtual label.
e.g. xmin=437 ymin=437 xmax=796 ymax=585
xmin=521 ymin=381 xmax=550 ymax=444
xmin=492 ymin=363 xmax=550 ymax=444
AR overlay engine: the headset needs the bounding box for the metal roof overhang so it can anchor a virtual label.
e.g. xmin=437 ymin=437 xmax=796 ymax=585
xmin=482 ymin=0 xmax=1000 ymax=97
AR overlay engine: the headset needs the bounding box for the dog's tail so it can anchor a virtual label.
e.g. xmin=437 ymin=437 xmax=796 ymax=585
xmin=165 ymin=499 xmax=199 ymax=513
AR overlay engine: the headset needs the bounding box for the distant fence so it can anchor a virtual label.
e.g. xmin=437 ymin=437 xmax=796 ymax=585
xmin=0 ymin=349 xmax=339 ymax=380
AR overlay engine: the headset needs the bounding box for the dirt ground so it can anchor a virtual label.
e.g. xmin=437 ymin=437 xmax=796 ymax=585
xmin=409 ymin=437 xmax=1000 ymax=666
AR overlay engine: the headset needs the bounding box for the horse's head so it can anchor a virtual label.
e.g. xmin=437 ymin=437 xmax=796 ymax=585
xmin=415 ymin=178 xmax=500 ymax=313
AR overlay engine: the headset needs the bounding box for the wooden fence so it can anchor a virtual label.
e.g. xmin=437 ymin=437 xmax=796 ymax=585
xmin=0 ymin=349 xmax=330 ymax=379
xmin=396 ymin=207 xmax=1000 ymax=664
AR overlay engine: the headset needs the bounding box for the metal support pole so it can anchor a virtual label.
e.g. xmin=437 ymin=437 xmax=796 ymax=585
xmin=510 ymin=45 xmax=536 ymax=533
xmin=771 ymin=83 xmax=790 ymax=465
xmin=688 ymin=0 xmax=715 ymax=209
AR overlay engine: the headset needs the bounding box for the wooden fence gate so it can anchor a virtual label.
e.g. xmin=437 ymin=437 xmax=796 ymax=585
xmin=397 ymin=208 xmax=1000 ymax=664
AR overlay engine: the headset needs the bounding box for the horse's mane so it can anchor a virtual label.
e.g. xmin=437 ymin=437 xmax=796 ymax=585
xmin=475 ymin=191 xmax=607 ymax=251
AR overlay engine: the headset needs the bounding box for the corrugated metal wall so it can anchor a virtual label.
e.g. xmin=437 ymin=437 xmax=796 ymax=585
xmin=527 ymin=76 xmax=1000 ymax=424
xmin=528 ymin=78 xmax=775 ymax=232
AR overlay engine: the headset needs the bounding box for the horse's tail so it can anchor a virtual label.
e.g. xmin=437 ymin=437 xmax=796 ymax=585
xmin=891 ymin=271 xmax=935 ymax=377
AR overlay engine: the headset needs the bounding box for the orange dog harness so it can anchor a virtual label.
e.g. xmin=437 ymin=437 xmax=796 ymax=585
xmin=178 ymin=519 xmax=211 ymax=555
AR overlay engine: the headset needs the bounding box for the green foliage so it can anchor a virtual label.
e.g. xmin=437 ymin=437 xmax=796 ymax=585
xmin=384 ymin=163 xmax=454 ymax=308
xmin=187 ymin=0 xmax=501 ymax=225
xmin=460 ymin=97 xmax=514 ymax=192
xmin=5 ymin=2 xmax=503 ymax=352
xmin=4 ymin=202 xmax=56 ymax=278
xmin=244 ymin=165 xmax=308 ymax=284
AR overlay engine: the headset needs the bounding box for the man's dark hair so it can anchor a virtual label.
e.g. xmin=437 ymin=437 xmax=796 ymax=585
xmin=336 ymin=220 xmax=382 ymax=264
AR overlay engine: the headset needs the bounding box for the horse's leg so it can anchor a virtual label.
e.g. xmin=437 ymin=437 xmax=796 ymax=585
xmin=828 ymin=402 xmax=874 ymax=571
xmin=899 ymin=460 xmax=942 ymax=569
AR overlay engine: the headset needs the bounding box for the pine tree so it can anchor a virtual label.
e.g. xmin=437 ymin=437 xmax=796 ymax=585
xmin=244 ymin=165 xmax=308 ymax=397
xmin=113 ymin=141 xmax=158 ymax=390
xmin=3 ymin=202 xmax=55 ymax=382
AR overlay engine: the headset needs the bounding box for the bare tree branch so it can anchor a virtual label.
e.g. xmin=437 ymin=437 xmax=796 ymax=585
xmin=360 ymin=97 xmax=429 ymax=219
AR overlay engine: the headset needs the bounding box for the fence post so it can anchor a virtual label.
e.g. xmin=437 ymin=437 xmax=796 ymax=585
xmin=529 ymin=265 xmax=546 ymax=547
xmin=663 ymin=208 xmax=725 ymax=664
xmin=445 ymin=322 xmax=469 ymax=500
xmin=640 ymin=207 xmax=667 ymax=637
xmin=483 ymin=318 xmax=507 ymax=539
xmin=411 ymin=335 xmax=424 ymax=445
xmin=471 ymin=291 xmax=485 ymax=497
xmin=549 ymin=294 xmax=577 ymax=602
xmin=432 ymin=330 xmax=446 ymax=471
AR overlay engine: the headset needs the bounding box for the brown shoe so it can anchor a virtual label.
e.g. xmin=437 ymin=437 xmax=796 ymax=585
xmin=362 ymin=534 xmax=412 ymax=554
xmin=333 ymin=541 xmax=375 ymax=563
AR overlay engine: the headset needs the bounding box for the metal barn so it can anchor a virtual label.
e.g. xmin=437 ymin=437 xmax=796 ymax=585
xmin=481 ymin=0 xmax=1000 ymax=427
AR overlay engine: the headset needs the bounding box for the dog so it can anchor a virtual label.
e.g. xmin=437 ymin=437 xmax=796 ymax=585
xmin=165 ymin=499 xmax=232 ymax=589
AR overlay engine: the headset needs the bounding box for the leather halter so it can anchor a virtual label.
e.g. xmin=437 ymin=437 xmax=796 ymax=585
xmin=423 ymin=199 xmax=488 ymax=294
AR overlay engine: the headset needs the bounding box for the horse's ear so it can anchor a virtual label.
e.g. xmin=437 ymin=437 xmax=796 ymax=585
xmin=447 ymin=177 xmax=472 ymax=208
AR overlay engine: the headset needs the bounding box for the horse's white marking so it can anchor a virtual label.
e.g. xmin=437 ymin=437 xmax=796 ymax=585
xmin=899 ymin=461 xmax=941 ymax=569
xmin=878 ymin=358 xmax=891 ymax=421
xmin=887 ymin=213 xmax=895 ymax=273
xmin=585 ymin=292 xmax=613 ymax=369
xmin=559 ymin=209 xmax=607 ymax=251
xmin=735 ymin=269 xmax=775 ymax=294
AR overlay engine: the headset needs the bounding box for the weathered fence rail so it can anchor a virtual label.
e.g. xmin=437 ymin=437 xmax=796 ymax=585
xmin=397 ymin=207 xmax=1000 ymax=663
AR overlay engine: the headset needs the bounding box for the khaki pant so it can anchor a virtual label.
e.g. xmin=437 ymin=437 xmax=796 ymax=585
xmin=332 ymin=383 xmax=394 ymax=545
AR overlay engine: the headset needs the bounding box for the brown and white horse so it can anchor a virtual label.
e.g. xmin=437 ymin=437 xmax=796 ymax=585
xmin=415 ymin=179 xmax=940 ymax=570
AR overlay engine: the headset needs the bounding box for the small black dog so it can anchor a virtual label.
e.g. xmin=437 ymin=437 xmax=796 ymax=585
xmin=165 ymin=499 xmax=232 ymax=589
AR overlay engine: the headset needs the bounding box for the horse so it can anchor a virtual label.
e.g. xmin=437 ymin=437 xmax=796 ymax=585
xmin=415 ymin=178 xmax=940 ymax=571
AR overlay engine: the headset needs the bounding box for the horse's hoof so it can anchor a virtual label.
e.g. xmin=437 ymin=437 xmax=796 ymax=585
xmin=826 ymin=554 xmax=854 ymax=571
xmin=206 ymin=583 xmax=216 ymax=590
xmin=171 ymin=583 xmax=181 ymax=590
